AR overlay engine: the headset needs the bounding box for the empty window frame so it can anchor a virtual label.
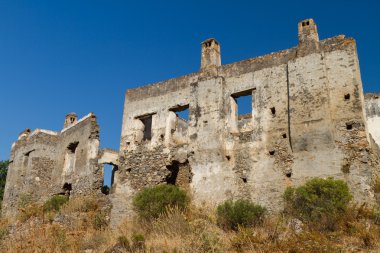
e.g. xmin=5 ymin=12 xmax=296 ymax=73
xmin=63 ymin=142 xmax=79 ymax=174
xmin=170 ymin=105 xmax=189 ymax=122
xmin=170 ymin=105 xmax=190 ymax=134
xmin=136 ymin=114 xmax=154 ymax=141
xmin=102 ymin=164 xmax=118 ymax=194
xmin=231 ymin=89 xmax=254 ymax=119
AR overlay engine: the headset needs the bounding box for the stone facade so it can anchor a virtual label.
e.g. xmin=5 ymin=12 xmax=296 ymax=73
xmin=2 ymin=113 xmax=104 ymax=219
xmin=2 ymin=19 xmax=380 ymax=226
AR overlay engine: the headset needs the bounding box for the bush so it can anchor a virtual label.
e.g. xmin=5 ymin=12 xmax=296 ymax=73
xmin=43 ymin=195 xmax=69 ymax=212
xmin=216 ymin=199 xmax=266 ymax=230
xmin=133 ymin=184 xmax=189 ymax=220
xmin=284 ymin=177 xmax=352 ymax=230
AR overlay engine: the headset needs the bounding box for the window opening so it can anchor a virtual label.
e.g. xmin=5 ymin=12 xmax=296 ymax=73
xmin=137 ymin=115 xmax=153 ymax=141
xmin=234 ymin=93 xmax=252 ymax=117
xmin=232 ymin=89 xmax=254 ymax=119
xmin=67 ymin=142 xmax=79 ymax=154
xmin=346 ymin=123 xmax=353 ymax=130
xmin=170 ymin=105 xmax=189 ymax=135
xmin=102 ymin=164 xmax=117 ymax=195
xmin=170 ymin=105 xmax=189 ymax=122
xmin=270 ymin=107 xmax=276 ymax=115
xmin=166 ymin=161 xmax=180 ymax=185
xmin=344 ymin=94 xmax=350 ymax=101
xmin=269 ymin=150 xmax=275 ymax=156
xmin=63 ymin=142 xmax=79 ymax=175
xmin=62 ymin=183 xmax=72 ymax=196
xmin=103 ymin=164 xmax=113 ymax=187
xmin=23 ymin=149 xmax=34 ymax=169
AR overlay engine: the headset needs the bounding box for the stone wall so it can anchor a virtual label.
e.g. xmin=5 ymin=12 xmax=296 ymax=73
xmin=113 ymin=19 xmax=380 ymax=225
xmin=2 ymin=113 xmax=103 ymax=220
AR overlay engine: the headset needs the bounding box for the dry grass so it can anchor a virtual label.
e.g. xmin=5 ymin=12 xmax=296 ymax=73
xmin=1 ymin=196 xmax=380 ymax=252
xmin=373 ymin=176 xmax=380 ymax=194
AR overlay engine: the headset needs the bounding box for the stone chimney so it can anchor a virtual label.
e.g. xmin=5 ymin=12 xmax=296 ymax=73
xmin=200 ymin=38 xmax=221 ymax=71
xmin=64 ymin=112 xmax=77 ymax=128
xmin=298 ymin=18 xmax=319 ymax=55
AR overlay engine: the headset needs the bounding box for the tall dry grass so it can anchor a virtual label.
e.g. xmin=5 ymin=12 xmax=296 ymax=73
xmin=1 ymin=194 xmax=380 ymax=252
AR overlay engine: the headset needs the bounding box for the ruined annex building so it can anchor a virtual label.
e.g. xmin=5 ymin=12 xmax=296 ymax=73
xmin=3 ymin=19 xmax=380 ymax=225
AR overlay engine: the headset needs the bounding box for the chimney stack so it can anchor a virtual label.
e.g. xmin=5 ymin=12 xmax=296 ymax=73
xmin=64 ymin=112 xmax=77 ymax=128
xmin=200 ymin=38 xmax=221 ymax=71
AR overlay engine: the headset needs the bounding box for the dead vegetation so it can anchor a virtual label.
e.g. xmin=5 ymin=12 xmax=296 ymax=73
xmin=0 ymin=198 xmax=380 ymax=252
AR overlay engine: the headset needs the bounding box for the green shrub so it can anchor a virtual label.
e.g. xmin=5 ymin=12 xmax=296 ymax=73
xmin=43 ymin=195 xmax=69 ymax=212
xmin=284 ymin=177 xmax=352 ymax=230
xmin=133 ymin=184 xmax=189 ymax=220
xmin=216 ymin=199 xmax=266 ymax=230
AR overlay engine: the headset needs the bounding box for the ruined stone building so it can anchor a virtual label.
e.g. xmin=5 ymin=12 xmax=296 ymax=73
xmin=2 ymin=19 xmax=380 ymax=226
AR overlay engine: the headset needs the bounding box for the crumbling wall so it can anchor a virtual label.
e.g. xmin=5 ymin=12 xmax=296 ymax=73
xmin=2 ymin=113 xmax=102 ymax=220
xmin=114 ymin=19 xmax=379 ymax=226
xmin=3 ymin=19 xmax=379 ymax=228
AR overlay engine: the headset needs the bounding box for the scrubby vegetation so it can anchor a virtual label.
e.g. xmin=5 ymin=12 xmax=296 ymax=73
xmin=43 ymin=195 xmax=69 ymax=212
xmin=1 ymin=178 xmax=380 ymax=252
xmin=216 ymin=199 xmax=266 ymax=230
xmin=284 ymin=177 xmax=352 ymax=230
xmin=132 ymin=184 xmax=189 ymax=220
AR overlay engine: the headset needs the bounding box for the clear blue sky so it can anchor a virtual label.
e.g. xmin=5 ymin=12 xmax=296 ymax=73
xmin=0 ymin=0 xmax=379 ymax=165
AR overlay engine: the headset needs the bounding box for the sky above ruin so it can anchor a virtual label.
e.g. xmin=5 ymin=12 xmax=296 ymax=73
xmin=0 ymin=1 xmax=379 ymax=177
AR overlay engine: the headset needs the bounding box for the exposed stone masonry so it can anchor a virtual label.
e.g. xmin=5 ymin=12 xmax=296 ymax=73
xmin=2 ymin=19 xmax=380 ymax=227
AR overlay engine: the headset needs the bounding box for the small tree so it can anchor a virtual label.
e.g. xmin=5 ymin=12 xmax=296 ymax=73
xmin=216 ymin=199 xmax=266 ymax=230
xmin=284 ymin=177 xmax=352 ymax=230
xmin=133 ymin=184 xmax=188 ymax=220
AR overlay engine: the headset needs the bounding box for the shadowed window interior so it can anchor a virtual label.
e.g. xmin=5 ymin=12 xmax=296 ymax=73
xmin=138 ymin=115 xmax=153 ymax=141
